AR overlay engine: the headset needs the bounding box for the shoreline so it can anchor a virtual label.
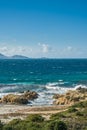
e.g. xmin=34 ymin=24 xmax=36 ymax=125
xmin=0 ymin=87 xmax=87 ymax=124
xmin=0 ymin=104 xmax=69 ymax=123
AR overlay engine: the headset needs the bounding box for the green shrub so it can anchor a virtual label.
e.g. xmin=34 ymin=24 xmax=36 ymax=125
xmin=26 ymin=114 xmax=44 ymax=122
xmin=45 ymin=120 xmax=67 ymax=130
xmin=3 ymin=125 xmax=13 ymax=130
xmin=76 ymin=111 xmax=84 ymax=116
xmin=3 ymin=119 xmax=22 ymax=130
xmin=72 ymin=101 xmax=87 ymax=108
xmin=68 ymin=107 xmax=78 ymax=113
xmin=50 ymin=113 xmax=66 ymax=120
xmin=12 ymin=121 xmax=29 ymax=130
xmin=84 ymin=127 xmax=87 ymax=130
xmin=3 ymin=121 xmax=43 ymax=130
xmin=0 ymin=120 xmax=3 ymax=130
xmin=8 ymin=119 xmax=21 ymax=126
xmin=27 ymin=122 xmax=43 ymax=130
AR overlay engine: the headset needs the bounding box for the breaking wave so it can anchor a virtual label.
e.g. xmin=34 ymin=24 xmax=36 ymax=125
xmin=0 ymin=82 xmax=87 ymax=106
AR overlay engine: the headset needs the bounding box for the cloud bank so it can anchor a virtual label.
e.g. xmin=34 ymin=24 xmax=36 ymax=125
xmin=0 ymin=42 xmax=86 ymax=58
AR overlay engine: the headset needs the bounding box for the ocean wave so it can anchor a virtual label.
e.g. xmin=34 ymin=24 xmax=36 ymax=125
xmin=45 ymin=82 xmax=59 ymax=90
xmin=58 ymin=80 xmax=63 ymax=82
xmin=13 ymin=78 xmax=17 ymax=81
xmin=0 ymin=85 xmax=18 ymax=93
xmin=45 ymin=81 xmax=69 ymax=89
xmin=45 ymin=82 xmax=70 ymax=94
xmin=74 ymin=84 xmax=87 ymax=90
xmin=0 ymin=82 xmax=87 ymax=106
xmin=45 ymin=82 xmax=87 ymax=94
xmin=30 ymin=91 xmax=54 ymax=106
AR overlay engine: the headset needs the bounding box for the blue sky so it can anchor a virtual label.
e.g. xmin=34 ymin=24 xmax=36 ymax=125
xmin=0 ymin=0 xmax=87 ymax=58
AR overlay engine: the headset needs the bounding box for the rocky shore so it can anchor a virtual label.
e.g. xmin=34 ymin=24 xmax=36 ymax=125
xmin=0 ymin=87 xmax=87 ymax=106
xmin=53 ymin=87 xmax=87 ymax=105
xmin=0 ymin=90 xmax=38 ymax=104
xmin=0 ymin=87 xmax=87 ymax=130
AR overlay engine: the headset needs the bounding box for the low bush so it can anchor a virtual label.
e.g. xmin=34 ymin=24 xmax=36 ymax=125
xmin=72 ymin=101 xmax=87 ymax=108
xmin=45 ymin=120 xmax=67 ymax=130
xmin=8 ymin=119 xmax=22 ymax=126
xmin=26 ymin=114 xmax=44 ymax=122
xmin=0 ymin=120 xmax=3 ymax=130
xmin=76 ymin=111 xmax=84 ymax=116
xmin=3 ymin=125 xmax=12 ymax=130
xmin=50 ymin=113 xmax=66 ymax=120
xmin=68 ymin=107 xmax=78 ymax=113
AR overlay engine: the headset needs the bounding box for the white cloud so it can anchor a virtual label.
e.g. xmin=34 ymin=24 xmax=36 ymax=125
xmin=66 ymin=46 xmax=73 ymax=51
xmin=0 ymin=45 xmax=32 ymax=56
xmin=0 ymin=46 xmax=8 ymax=52
xmin=61 ymin=46 xmax=74 ymax=54
xmin=38 ymin=43 xmax=51 ymax=53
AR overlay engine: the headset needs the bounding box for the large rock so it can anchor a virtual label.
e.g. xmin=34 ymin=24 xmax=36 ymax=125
xmin=11 ymin=95 xmax=28 ymax=104
xmin=53 ymin=88 xmax=87 ymax=105
xmin=23 ymin=90 xmax=38 ymax=100
xmin=1 ymin=90 xmax=38 ymax=104
xmin=1 ymin=94 xmax=28 ymax=104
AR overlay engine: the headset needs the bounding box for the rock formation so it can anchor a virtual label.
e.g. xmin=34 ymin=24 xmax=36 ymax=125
xmin=53 ymin=87 xmax=87 ymax=105
xmin=0 ymin=90 xmax=38 ymax=104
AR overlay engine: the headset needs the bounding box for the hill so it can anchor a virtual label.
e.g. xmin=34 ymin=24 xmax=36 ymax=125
xmin=0 ymin=53 xmax=29 ymax=59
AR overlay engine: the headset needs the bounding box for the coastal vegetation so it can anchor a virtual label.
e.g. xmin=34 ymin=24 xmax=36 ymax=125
xmin=0 ymin=87 xmax=87 ymax=130
xmin=0 ymin=100 xmax=87 ymax=130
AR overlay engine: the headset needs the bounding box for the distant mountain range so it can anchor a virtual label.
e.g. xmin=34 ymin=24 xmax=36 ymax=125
xmin=0 ymin=53 xmax=29 ymax=59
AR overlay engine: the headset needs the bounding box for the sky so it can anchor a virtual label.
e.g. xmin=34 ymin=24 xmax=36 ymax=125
xmin=0 ymin=0 xmax=87 ymax=58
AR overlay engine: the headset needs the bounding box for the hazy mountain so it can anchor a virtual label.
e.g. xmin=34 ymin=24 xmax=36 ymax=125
xmin=11 ymin=55 xmax=29 ymax=59
xmin=0 ymin=53 xmax=29 ymax=59
xmin=0 ymin=53 xmax=8 ymax=59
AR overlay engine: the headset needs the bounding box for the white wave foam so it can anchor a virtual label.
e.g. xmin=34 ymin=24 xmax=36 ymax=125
xmin=45 ymin=82 xmax=70 ymax=94
xmin=45 ymin=82 xmax=87 ymax=95
xmin=0 ymin=93 xmax=8 ymax=98
xmin=46 ymin=83 xmax=58 ymax=90
xmin=30 ymin=91 xmax=54 ymax=106
xmin=58 ymin=80 xmax=63 ymax=82
xmin=13 ymin=78 xmax=17 ymax=81
xmin=0 ymin=83 xmax=87 ymax=106
xmin=0 ymin=85 xmax=18 ymax=93
xmin=45 ymin=82 xmax=67 ymax=90
xmin=74 ymin=84 xmax=87 ymax=90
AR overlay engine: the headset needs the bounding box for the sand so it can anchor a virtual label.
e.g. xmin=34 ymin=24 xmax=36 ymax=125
xmin=0 ymin=104 xmax=69 ymax=123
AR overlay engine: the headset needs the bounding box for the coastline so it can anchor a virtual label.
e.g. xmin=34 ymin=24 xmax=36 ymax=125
xmin=0 ymin=104 xmax=69 ymax=123
xmin=0 ymin=86 xmax=87 ymax=123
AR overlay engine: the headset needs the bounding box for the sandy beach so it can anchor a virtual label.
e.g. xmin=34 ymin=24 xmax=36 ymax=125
xmin=0 ymin=104 xmax=68 ymax=123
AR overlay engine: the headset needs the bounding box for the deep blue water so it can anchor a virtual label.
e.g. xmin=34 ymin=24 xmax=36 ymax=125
xmin=0 ymin=59 xmax=87 ymax=105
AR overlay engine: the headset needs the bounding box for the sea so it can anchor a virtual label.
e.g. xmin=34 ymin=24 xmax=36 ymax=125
xmin=0 ymin=59 xmax=87 ymax=106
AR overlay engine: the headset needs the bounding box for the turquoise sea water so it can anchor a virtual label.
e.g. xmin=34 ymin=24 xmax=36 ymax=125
xmin=0 ymin=59 xmax=87 ymax=105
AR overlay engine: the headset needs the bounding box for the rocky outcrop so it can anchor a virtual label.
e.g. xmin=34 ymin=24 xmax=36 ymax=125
xmin=0 ymin=90 xmax=38 ymax=104
xmin=1 ymin=94 xmax=28 ymax=104
xmin=53 ymin=87 xmax=87 ymax=105
xmin=23 ymin=90 xmax=38 ymax=100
